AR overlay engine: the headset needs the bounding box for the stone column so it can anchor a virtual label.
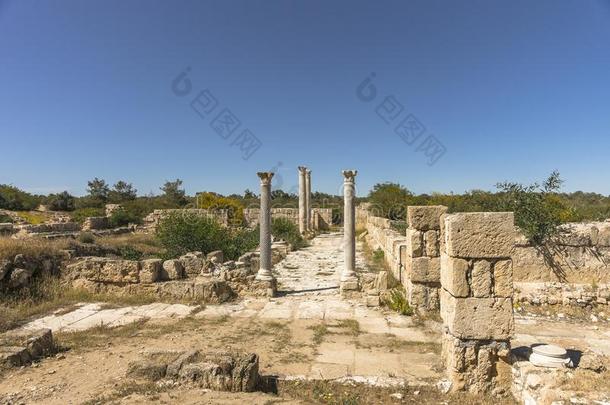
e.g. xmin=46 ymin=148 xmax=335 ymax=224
xmin=440 ymin=212 xmax=515 ymax=393
xmin=255 ymin=172 xmax=275 ymax=290
xmin=340 ymin=170 xmax=359 ymax=291
xmin=305 ymin=169 xmax=312 ymax=232
xmin=298 ymin=166 xmax=307 ymax=235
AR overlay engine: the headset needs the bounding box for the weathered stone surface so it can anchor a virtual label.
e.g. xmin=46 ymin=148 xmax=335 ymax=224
xmin=0 ymin=329 xmax=54 ymax=368
xmin=444 ymin=212 xmax=515 ymax=258
xmin=440 ymin=254 xmax=470 ymax=297
xmin=166 ymin=350 xmax=200 ymax=377
xmin=407 ymin=206 xmax=447 ymax=231
xmin=193 ymin=280 xmax=235 ymax=303
xmin=0 ymin=259 xmax=11 ymax=281
xmin=471 ymin=260 xmax=492 ymax=298
xmin=207 ymin=250 xmax=224 ymax=265
xmin=493 ymin=259 xmax=513 ymax=297
xmin=0 ymin=346 xmax=31 ymax=368
xmin=175 ymin=352 xmax=259 ymax=392
xmin=407 ymin=279 xmax=440 ymax=310
xmin=8 ymin=268 xmax=33 ymax=288
xmin=374 ymin=271 xmax=388 ymax=291
xmin=127 ymin=360 xmax=168 ymax=381
xmin=440 ymin=289 xmax=513 ymax=340
xmin=406 ymin=229 xmax=423 ymax=257
xmin=140 ymin=259 xmax=162 ymax=283
xmin=179 ymin=252 xmax=205 ymax=277
xmin=162 ymin=260 xmax=185 ymax=280
xmin=67 ymin=258 xmax=140 ymax=284
xmin=410 ymin=257 xmax=440 ymax=283
xmin=424 ymin=230 xmax=439 ymax=257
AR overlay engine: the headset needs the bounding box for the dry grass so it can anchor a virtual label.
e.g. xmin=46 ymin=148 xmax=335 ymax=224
xmin=0 ymin=237 xmax=70 ymax=261
xmin=95 ymin=233 xmax=164 ymax=257
xmin=16 ymin=211 xmax=48 ymax=225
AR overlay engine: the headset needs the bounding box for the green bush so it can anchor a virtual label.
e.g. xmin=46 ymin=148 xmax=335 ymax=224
xmin=118 ymin=246 xmax=143 ymax=261
xmin=0 ymin=185 xmax=42 ymax=211
xmin=271 ymin=218 xmax=306 ymax=250
xmin=46 ymin=191 xmax=75 ymax=211
xmin=384 ymin=289 xmax=414 ymax=316
xmin=109 ymin=208 xmax=142 ymax=228
xmin=78 ymin=232 xmax=95 ymax=244
xmin=71 ymin=208 xmax=105 ymax=224
xmin=155 ymin=212 xmax=258 ymax=260
xmin=0 ymin=213 xmax=13 ymax=223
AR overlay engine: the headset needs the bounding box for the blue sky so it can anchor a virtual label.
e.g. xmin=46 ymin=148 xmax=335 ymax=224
xmin=1 ymin=0 xmax=609 ymax=197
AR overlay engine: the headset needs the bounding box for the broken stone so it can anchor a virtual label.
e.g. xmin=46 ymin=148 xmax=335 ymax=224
xmin=8 ymin=268 xmax=33 ymax=288
xmin=126 ymin=359 xmax=168 ymax=381
xmin=179 ymin=252 xmax=205 ymax=277
xmin=140 ymin=259 xmax=162 ymax=283
xmin=162 ymin=260 xmax=185 ymax=280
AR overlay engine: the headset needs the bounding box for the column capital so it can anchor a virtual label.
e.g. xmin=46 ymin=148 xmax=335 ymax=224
xmin=298 ymin=166 xmax=308 ymax=174
xmin=342 ymin=170 xmax=358 ymax=182
xmin=257 ymin=172 xmax=274 ymax=185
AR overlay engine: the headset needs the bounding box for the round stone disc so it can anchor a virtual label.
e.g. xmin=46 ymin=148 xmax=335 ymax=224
xmin=531 ymin=344 xmax=567 ymax=359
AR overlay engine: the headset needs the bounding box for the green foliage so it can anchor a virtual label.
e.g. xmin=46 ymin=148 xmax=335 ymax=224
xmin=71 ymin=207 xmax=105 ymax=224
xmin=0 ymin=184 xmax=42 ymax=211
xmin=0 ymin=213 xmax=12 ymax=223
xmin=109 ymin=180 xmax=137 ymax=202
xmin=368 ymin=182 xmax=412 ymax=220
xmin=372 ymin=248 xmax=385 ymax=262
xmin=118 ymin=246 xmax=143 ymax=261
xmin=155 ymin=212 xmax=258 ymax=260
xmin=196 ymin=192 xmax=245 ymax=225
xmin=87 ymin=177 xmax=110 ymax=202
xmin=390 ymin=220 xmax=407 ymax=234
xmin=46 ymin=191 xmax=75 ymax=211
xmin=496 ymin=171 xmax=568 ymax=244
xmin=271 ymin=217 xmax=306 ymax=250
xmin=384 ymin=289 xmax=414 ymax=316
xmin=78 ymin=232 xmax=95 ymax=244
xmin=17 ymin=211 xmax=46 ymax=225
xmin=160 ymin=179 xmax=187 ymax=207
xmin=109 ymin=207 xmax=142 ymax=228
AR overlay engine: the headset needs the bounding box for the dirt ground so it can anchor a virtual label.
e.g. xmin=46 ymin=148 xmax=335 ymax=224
xmin=0 ymin=314 xmax=515 ymax=405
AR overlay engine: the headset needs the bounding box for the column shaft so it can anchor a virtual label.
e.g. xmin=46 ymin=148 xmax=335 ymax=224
xmin=256 ymin=172 xmax=274 ymax=281
xmin=341 ymin=170 xmax=358 ymax=290
xmin=298 ymin=166 xmax=307 ymax=235
xmin=305 ymin=169 xmax=312 ymax=231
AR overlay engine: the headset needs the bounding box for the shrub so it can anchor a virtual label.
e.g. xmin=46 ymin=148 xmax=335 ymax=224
xmin=0 ymin=184 xmax=42 ymax=211
xmin=271 ymin=218 xmax=306 ymax=250
xmin=384 ymin=289 xmax=414 ymax=316
xmin=118 ymin=246 xmax=144 ymax=261
xmin=155 ymin=212 xmax=258 ymax=260
xmin=78 ymin=232 xmax=95 ymax=244
xmin=71 ymin=207 xmax=105 ymax=224
xmin=17 ymin=211 xmax=46 ymax=225
xmin=368 ymin=182 xmax=411 ymax=220
xmin=0 ymin=213 xmax=12 ymax=223
xmin=390 ymin=220 xmax=407 ymax=234
xmin=196 ymin=192 xmax=245 ymax=226
xmin=109 ymin=208 xmax=142 ymax=228
xmin=372 ymin=248 xmax=384 ymax=262
xmin=46 ymin=191 xmax=75 ymax=211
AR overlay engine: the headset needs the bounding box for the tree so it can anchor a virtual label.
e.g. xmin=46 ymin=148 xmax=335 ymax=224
xmin=47 ymin=191 xmax=75 ymax=211
xmin=87 ymin=178 xmax=110 ymax=202
xmin=160 ymin=179 xmax=187 ymax=206
xmin=496 ymin=170 xmax=568 ymax=244
xmin=368 ymin=182 xmax=413 ymax=220
xmin=110 ymin=180 xmax=137 ymax=202
xmin=243 ymin=189 xmax=257 ymax=199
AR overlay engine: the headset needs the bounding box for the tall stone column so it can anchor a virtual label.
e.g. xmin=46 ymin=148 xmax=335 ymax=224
xmin=340 ymin=170 xmax=359 ymax=291
xmin=298 ymin=166 xmax=307 ymax=235
xmin=255 ymin=172 xmax=275 ymax=290
xmin=305 ymin=169 xmax=312 ymax=232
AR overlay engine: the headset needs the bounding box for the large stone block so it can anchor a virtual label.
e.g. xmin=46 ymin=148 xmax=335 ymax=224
xmin=410 ymin=257 xmax=440 ymax=283
xmin=407 ymin=206 xmax=447 ymax=231
xmin=179 ymin=252 xmax=205 ymax=277
xmin=440 ymin=253 xmax=470 ymax=297
xmin=440 ymin=289 xmax=513 ymax=340
xmin=444 ymin=212 xmax=515 ymax=258
xmin=162 ymin=260 xmax=185 ymax=280
xmin=67 ymin=258 xmax=140 ymax=284
xmin=424 ymin=230 xmax=440 ymax=257
xmin=471 ymin=260 xmax=492 ymax=298
xmin=140 ymin=259 xmax=162 ymax=283
xmin=493 ymin=259 xmax=513 ymax=298
xmin=406 ymin=229 xmax=423 ymax=258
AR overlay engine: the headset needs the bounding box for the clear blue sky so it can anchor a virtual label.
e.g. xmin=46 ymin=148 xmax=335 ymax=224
xmin=1 ymin=0 xmax=609 ymax=197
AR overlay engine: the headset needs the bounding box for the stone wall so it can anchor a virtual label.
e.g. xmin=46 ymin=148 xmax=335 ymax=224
xmin=13 ymin=222 xmax=81 ymax=238
xmin=440 ymin=212 xmax=515 ymax=393
xmin=141 ymin=209 xmax=230 ymax=231
xmin=514 ymin=222 xmax=610 ymax=283
xmin=82 ymin=216 xmax=110 ymax=231
xmin=404 ymin=206 xmax=446 ymax=310
xmin=243 ymin=208 xmax=332 ymax=230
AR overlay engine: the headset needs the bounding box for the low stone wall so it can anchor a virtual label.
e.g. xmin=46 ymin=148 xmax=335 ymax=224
xmin=359 ymin=213 xmax=406 ymax=283
xmin=514 ymin=222 xmax=610 ymax=284
xmin=13 ymin=222 xmax=81 ymax=238
xmin=141 ymin=209 xmax=230 ymax=231
xmin=82 ymin=216 xmax=109 ymax=231
xmin=0 ymin=223 xmax=14 ymax=236
xmin=0 ymin=329 xmax=56 ymax=370
xmin=243 ymin=208 xmax=332 ymax=230
xmin=440 ymin=212 xmax=515 ymax=393
xmin=515 ymin=281 xmax=610 ymax=306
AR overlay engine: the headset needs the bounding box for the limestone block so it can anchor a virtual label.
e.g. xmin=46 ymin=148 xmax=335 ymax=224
xmin=471 ymin=260 xmax=492 ymax=298
xmin=193 ymin=280 xmax=235 ymax=303
xmin=140 ymin=259 xmax=162 ymax=283
xmin=440 ymin=289 xmax=513 ymax=340
xmin=406 ymin=279 xmax=440 ymax=310
xmin=179 ymin=252 xmax=205 ymax=277
xmin=407 ymin=206 xmax=447 ymax=230
xmin=597 ymin=225 xmax=610 ymax=247
xmin=424 ymin=230 xmax=440 ymax=257
xmin=406 ymin=229 xmax=423 ymax=257
xmin=444 ymin=212 xmax=515 ymax=258
xmin=440 ymin=253 xmax=470 ymax=297
xmin=374 ymin=271 xmax=388 ymax=291
xmin=101 ymin=260 xmax=140 ymax=283
xmin=410 ymin=257 xmax=440 ymax=283
xmin=493 ymin=259 xmax=513 ymax=297
xmin=162 ymin=260 xmax=185 ymax=280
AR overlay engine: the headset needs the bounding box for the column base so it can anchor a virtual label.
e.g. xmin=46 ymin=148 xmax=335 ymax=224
xmin=340 ymin=277 xmax=359 ymax=292
xmin=252 ymin=277 xmax=277 ymax=297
